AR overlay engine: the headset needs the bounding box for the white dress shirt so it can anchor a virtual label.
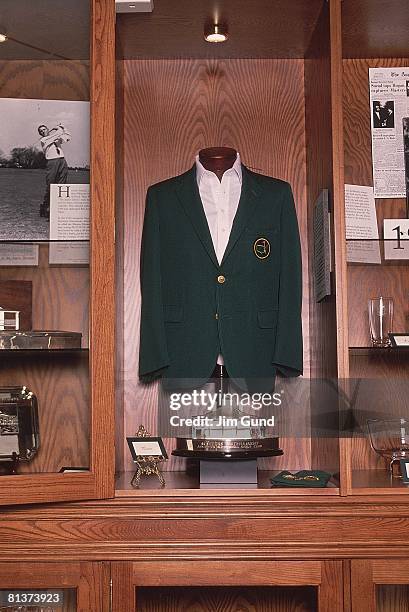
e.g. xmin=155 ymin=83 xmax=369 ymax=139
xmin=195 ymin=152 xmax=242 ymax=264
xmin=195 ymin=152 xmax=242 ymax=365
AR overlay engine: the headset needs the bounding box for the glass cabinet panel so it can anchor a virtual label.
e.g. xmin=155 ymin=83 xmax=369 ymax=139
xmin=0 ymin=1 xmax=90 ymax=480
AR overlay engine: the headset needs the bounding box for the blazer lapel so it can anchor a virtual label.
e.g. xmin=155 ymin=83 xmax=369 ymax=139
xmin=221 ymin=166 xmax=261 ymax=265
xmin=175 ymin=165 xmax=219 ymax=268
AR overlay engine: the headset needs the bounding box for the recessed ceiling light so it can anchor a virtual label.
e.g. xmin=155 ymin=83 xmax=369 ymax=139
xmin=204 ymin=23 xmax=228 ymax=44
xmin=0 ymin=33 xmax=8 ymax=43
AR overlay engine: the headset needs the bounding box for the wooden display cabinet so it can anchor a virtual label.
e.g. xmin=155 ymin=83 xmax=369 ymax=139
xmin=0 ymin=2 xmax=409 ymax=612
xmin=0 ymin=0 xmax=115 ymax=505
xmin=114 ymin=0 xmax=344 ymax=497
xmin=340 ymin=0 xmax=409 ymax=496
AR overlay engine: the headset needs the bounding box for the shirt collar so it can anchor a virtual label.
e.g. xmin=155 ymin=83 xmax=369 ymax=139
xmin=195 ymin=151 xmax=242 ymax=185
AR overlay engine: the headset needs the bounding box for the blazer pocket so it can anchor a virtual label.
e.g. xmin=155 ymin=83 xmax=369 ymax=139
xmin=245 ymin=227 xmax=278 ymax=236
xmin=163 ymin=305 xmax=183 ymax=323
xmin=257 ymin=309 xmax=278 ymax=329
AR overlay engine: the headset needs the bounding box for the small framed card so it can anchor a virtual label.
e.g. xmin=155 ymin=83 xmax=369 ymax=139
xmin=127 ymin=436 xmax=168 ymax=461
xmin=400 ymin=459 xmax=409 ymax=483
xmin=389 ymin=333 xmax=409 ymax=348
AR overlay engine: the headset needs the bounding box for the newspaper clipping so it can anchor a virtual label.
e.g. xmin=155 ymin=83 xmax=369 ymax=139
xmin=369 ymin=66 xmax=409 ymax=198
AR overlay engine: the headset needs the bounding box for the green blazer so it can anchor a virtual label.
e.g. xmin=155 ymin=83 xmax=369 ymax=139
xmin=139 ymin=164 xmax=303 ymax=391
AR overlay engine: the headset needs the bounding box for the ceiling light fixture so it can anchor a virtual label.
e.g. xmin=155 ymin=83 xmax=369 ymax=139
xmin=204 ymin=23 xmax=228 ymax=44
xmin=0 ymin=33 xmax=8 ymax=43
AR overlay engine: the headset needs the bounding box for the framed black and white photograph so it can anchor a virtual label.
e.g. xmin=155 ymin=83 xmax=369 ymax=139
xmin=0 ymin=97 xmax=90 ymax=240
xmin=127 ymin=436 xmax=168 ymax=461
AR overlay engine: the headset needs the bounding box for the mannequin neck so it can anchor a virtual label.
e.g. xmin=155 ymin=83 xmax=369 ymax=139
xmin=198 ymin=147 xmax=237 ymax=181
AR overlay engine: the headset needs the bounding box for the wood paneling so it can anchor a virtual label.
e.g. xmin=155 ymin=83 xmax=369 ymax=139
xmin=0 ymin=246 xmax=89 ymax=346
xmin=0 ymin=352 xmax=89 ymax=473
xmin=0 ymin=280 xmax=32 ymax=329
xmin=116 ymin=0 xmax=323 ymax=60
xmin=342 ymin=0 xmax=409 ymax=59
xmin=0 ymin=0 xmax=89 ymax=61
xmin=0 ymin=60 xmax=89 ymax=99
xmin=132 ymin=561 xmax=323 ymax=586
xmin=343 ymin=58 xmax=409 ymax=348
xmin=377 ymin=585 xmax=409 ymax=612
xmin=117 ymin=57 xmax=310 ymax=474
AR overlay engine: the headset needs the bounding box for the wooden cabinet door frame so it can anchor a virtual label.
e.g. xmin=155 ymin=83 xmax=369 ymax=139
xmin=0 ymin=561 xmax=110 ymax=611
xmin=0 ymin=0 xmax=115 ymax=506
xmin=351 ymin=559 xmax=409 ymax=612
xmin=112 ymin=560 xmax=344 ymax=611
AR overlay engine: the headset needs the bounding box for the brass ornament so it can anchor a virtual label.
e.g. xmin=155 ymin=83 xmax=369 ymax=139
xmin=130 ymin=425 xmax=166 ymax=488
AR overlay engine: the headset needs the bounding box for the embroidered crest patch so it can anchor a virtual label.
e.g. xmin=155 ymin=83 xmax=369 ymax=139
xmin=253 ymin=237 xmax=271 ymax=260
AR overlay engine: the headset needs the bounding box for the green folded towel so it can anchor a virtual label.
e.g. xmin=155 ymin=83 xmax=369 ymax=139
xmin=271 ymin=470 xmax=331 ymax=488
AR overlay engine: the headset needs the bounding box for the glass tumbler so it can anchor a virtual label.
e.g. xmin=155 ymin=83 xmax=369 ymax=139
xmin=368 ymin=297 xmax=393 ymax=347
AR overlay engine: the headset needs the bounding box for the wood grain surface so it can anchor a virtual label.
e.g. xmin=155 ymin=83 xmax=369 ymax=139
xmin=134 ymin=586 xmax=317 ymax=612
xmin=117 ymin=57 xmax=311 ymax=475
xmin=348 ymin=351 xmax=409 ymax=473
xmin=0 ymin=246 xmax=89 ymax=345
xmin=115 ymin=560 xmax=343 ymax=612
xmin=342 ymin=0 xmax=409 ymax=60
xmin=0 ymin=351 xmax=89 ymax=474
xmin=350 ymin=560 xmax=376 ymax=612
xmin=0 ymin=60 xmax=89 ymax=100
xmin=0 ymin=561 xmax=109 ymax=612
xmin=116 ymin=0 xmax=323 ymax=61
xmin=88 ymin=0 xmax=116 ymax=498
xmin=0 ymin=280 xmax=32 ymax=329
xmin=343 ymin=58 xmax=409 ymax=348
xmin=376 ymin=585 xmax=409 ymax=612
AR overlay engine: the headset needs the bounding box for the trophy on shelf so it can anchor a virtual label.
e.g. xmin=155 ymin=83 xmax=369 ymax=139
xmin=173 ymin=366 xmax=282 ymax=460
xmin=0 ymin=387 xmax=40 ymax=475
xmin=367 ymin=418 xmax=409 ymax=478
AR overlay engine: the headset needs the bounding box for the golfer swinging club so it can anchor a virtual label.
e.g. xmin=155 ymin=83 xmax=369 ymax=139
xmin=38 ymin=124 xmax=70 ymax=219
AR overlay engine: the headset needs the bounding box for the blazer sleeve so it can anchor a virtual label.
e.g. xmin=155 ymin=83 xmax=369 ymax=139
xmin=272 ymin=183 xmax=303 ymax=377
xmin=139 ymin=187 xmax=170 ymax=382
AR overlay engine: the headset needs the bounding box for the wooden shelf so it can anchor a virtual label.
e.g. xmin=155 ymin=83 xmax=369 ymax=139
xmin=115 ymin=471 xmax=339 ymax=496
xmin=349 ymin=347 xmax=409 ymax=356
xmin=352 ymin=469 xmax=409 ymax=494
